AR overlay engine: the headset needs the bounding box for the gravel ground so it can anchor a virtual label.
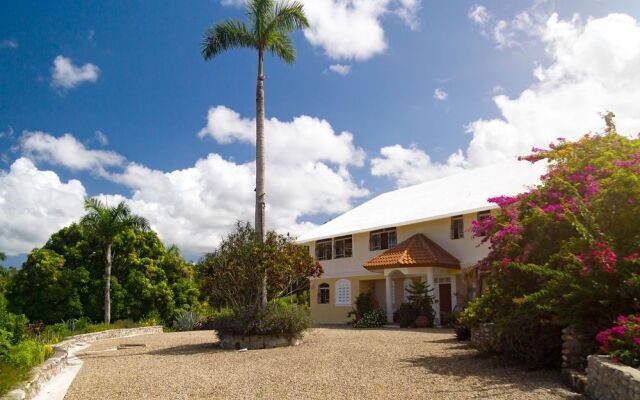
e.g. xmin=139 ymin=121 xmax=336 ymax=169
xmin=64 ymin=328 xmax=582 ymax=400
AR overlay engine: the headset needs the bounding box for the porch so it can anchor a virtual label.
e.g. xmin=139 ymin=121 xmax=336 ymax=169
xmin=362 ymin=233 xmax=463 ymax=324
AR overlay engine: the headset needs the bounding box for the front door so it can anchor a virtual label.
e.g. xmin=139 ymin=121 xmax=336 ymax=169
xmin=438 ymin=283 xmax=452 ymax=314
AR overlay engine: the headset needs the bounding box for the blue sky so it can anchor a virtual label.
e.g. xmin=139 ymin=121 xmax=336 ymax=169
xmin=2 ymin=0 xmax=640 ymax=263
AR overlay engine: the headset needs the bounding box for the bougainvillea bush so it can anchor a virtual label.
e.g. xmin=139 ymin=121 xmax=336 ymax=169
xmin=461 ymin=114 xmax=640 ymax=368
xmin=596 ymin=315 xmax=640 ymax=368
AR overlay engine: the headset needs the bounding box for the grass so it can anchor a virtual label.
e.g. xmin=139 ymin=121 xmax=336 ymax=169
xmin=1 ymin=319 xmax=148 ymax=396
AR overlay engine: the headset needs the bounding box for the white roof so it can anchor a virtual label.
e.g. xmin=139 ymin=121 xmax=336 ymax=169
xmin=297 ymin=160 xmax=546 ymax=243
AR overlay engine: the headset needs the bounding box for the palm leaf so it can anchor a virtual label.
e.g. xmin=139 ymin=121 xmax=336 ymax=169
xmin=201 ymin=20 xmax=256 ymax=60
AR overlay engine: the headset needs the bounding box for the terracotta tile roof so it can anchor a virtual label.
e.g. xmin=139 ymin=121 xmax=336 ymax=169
xmin=364 ymin=233 xmax=460 ymax=269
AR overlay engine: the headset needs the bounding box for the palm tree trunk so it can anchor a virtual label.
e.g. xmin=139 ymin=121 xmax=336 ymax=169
xmin=104 ymin=242 xmax=112 ymax=324
xmin=256 ymin=48 xmax=268 ymax=308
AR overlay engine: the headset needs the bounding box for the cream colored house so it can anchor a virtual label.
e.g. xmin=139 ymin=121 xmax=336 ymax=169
xmin=297 ymin=161 xmax=545 ymax=325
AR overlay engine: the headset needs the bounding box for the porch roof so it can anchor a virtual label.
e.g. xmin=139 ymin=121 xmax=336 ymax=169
xmin=363 ymin=233 xmax=460 ymax=270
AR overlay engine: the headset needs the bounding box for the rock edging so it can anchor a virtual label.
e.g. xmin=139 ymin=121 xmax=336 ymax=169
xmin=1 ymin=326 xmax=163 ymax=400
xmin=219 ymin=334 xmax=302 ymax=350
xmin=586 ymin=355 xmax=640 ymax=400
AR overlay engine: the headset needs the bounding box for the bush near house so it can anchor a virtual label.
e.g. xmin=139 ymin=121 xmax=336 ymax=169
xmin=198 ymin=222 xmax=321 ymax=338
xmin=349 ymin=293 xmax=386 ymax=328
xmin=460 ymin=114 xmax=640 ymax=369
xmin=596 ymin=315 xmax=640 ymax=368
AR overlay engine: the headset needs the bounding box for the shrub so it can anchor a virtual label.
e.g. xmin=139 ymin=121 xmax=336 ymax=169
xmin=1 ymin=340 xmax=52 ymax=368
xmin=173 ymin=311 xmax=201 ymax=331
xmin=212 ymin=303 xmax=310 ymax=339
xmin=398 ymin=302 xmax=418 ymax=328
xmin=461 ymin=118 xmax=640 ymax=368
xmin=596 ymin=315 xmax=640 ymax=368
xmin=352 ymin=309 xmax=386 ymax=328
xmin=347 ymin=292 xmax=376 ymax=322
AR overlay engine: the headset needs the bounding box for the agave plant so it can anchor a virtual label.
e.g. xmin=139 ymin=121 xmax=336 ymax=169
xmin=173 ymin=311 xmax=201 ymax=332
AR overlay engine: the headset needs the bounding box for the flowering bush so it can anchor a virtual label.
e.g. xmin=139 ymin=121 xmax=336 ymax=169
xmin=596 ymin=315 xmax=640 ymax=368
xmin=460 ymin=113 xmax=640 ymax=368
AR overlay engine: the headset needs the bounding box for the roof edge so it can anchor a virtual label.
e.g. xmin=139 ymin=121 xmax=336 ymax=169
xmin=296 ymin=204 xmax=498 ymax=244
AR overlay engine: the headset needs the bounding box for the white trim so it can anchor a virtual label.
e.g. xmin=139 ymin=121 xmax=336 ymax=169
xmin=297 ymin=205 xmax=497 ymax=243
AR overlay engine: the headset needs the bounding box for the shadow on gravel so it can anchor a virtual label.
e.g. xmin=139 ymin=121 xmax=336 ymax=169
xmin=402 ymin=353 xmax=583 ymax=399
xmin=147 ymin=342 xmax=222 ymax=356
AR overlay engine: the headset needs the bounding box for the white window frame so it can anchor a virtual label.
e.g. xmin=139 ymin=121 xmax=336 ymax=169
xmin=318 ymin=283 xmax=330 ymax=304
xmin=315 ymin=239 xmax=333 ymax=261
xmin=334 ymin=235 xmax=353 ymax=258
xmin=335 ymin=279 xmax=352 ymax=307
xmin=450 ymin=215 xmax=464 ymax=240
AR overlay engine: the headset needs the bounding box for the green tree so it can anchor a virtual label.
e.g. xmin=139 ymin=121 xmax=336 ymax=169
xmin=7 ymin=223 xmax=200 ymax=324
xmin=202 ymin=0 xmax=309 ymax=307
xmin=80 ymin=199 xmax=150 ymax=323
xmin=406 ymin=280 xmax=435 ymax=324
xmin=197 ymin=222 xmax=321 ymax=310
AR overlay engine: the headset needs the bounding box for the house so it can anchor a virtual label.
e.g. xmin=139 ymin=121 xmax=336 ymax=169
xmin=297 ymin=160 xmax=546 ymax=325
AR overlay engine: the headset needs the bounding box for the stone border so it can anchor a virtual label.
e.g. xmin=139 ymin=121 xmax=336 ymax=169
xmin=586 ymin=355 xmax=640 ymax=400
xmin=1 ymin=326 xmax=163 ymax=400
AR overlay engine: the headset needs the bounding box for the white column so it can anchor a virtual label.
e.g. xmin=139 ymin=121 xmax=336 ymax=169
xmin=426 ymin=267 xmax=438 ymax=325
xmin=403 ymin=278 xmax=412 ymax=301
xmin=385 ymin=275 xmax=393 ymax=323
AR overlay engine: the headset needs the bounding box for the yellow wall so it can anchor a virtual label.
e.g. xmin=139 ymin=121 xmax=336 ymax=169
xmin=310 ymin=277 xmax=364 ymax=324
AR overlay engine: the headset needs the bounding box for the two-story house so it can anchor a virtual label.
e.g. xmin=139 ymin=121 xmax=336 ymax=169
xmin=297 ymin=160 xmax=545 ymax=325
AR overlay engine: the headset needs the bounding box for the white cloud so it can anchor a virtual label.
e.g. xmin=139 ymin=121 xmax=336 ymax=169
xmin=50 ymin=55 xmax=99 ymax=90
xmin=198 ymin=105 xmax=365 ymax=167
xmin=100 ymin=106 xmax=369 ymax=254
xmin=374 ymin=12 xmax=640 ymax=187
xmin=1 ymin=38 xmax=18 ymax=49
xmin=221 ymin=0 xmax=422 ymax=61
xmin=0 ymin=158 xmax=86 ymax=255
xmin=94 ymin=130 xmax=108 ymax=146
xmin=468 ymin=5 xmax=490 ymax=26
xmin=371 ymin=145 xmax=467 ymax=187
xmin=328 ymin=64 xmax=352 ymax=75
xmin=433 ymin=88 xmax=448 ymax=101
xmin=470 ymin=1 xmax=555 ymax=49
xmin=21 ymin=131 xmax=124 ymax=173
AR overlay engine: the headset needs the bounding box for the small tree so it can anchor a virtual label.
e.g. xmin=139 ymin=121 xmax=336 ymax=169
xmin=406 ymin=280 xmax=435 ymax=325
xmin=198 ymin=222 xmax=322 ymax=310
xmin=81 ymin=199 xmax=150 ymax=323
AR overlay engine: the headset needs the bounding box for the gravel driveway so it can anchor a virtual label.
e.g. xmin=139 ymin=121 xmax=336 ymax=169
xmin=64 ymin=327 xmax=581 ymax=399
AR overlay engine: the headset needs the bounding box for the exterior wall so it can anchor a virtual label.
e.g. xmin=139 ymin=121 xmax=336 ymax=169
xmin=306 ymin=211 xmax=492 ymax=324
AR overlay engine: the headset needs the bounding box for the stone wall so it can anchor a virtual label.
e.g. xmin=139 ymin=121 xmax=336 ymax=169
xmin=560 ymin=325 xmax=591 ymax=393
xmin=586 ymin=355 xmax=640 ymax=400
xmin=219 ymin=334 xmax=302 ymax=350
xmin=1 ymin=326 xmax=163 ymax=400
xmin=470 ymin=323 xmax=499 ymax=353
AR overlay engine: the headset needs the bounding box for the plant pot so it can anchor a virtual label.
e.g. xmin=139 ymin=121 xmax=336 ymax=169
xmin=415 ymin=315 xmax=428 ymax=328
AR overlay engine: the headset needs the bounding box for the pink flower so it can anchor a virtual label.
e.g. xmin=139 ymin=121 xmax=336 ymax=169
xmin=611 ymin=326 xmax=625 ymax=337
xmin=634 ymin=338 xmax=640 ymax=346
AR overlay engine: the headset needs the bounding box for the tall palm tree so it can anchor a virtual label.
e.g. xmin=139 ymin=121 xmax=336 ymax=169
xmin=81 ymin=198 xmax=149 ymax=323
xmin=202 ymin=0 xmax=309 ymax=307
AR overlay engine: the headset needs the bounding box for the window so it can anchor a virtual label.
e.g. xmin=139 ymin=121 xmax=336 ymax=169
xmin=315 ymin=239 xmax=332 ymax=260
xmin=334 ymin=235 xmax=353 ymax=258
xmin=451 ymin=215 xmax=464 ymax=239
xmin=318 ymin=283 xmax=330 ymax=304
xmin=335 ymin=279 xmax=352 ymax=306
xmin=369 ymin=228 xmax=397 ymax=251
xmin=477 ymin=210 xmax=491 ymax=221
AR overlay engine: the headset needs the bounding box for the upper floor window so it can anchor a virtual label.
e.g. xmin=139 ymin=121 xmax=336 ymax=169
xmin=318 ymin=283 xmax=330 ymax=304
xmin=335 ymin=279 xmax=352 ymax=306
xmin=334 ymin=235 xmax=353 ymax=258
xmin=450 ymin=215 xmax=464 ymax=240
xmin=477 ymin=210 xmax=491 ymax=221
xmin=315 ymin=239 xmax=332 ymax=260
xmin=369 ymin=228 xmax=397 ymax=251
